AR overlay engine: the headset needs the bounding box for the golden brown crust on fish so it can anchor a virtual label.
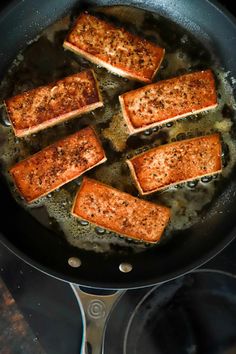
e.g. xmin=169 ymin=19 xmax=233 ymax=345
xmin=119 ymin=70 xmax=218 ymax=134
xmin=63 ymin=12 xmax=165 ymax=83
xmin=5 ymin=70 xmax=103 ymax=137
xmin=72 ymin=177 xmax=170 ymax=243
xmin=9 ymin=127 xmax=106 ymax=203
xmin=127 ymin=134 xmax=222 ymax=195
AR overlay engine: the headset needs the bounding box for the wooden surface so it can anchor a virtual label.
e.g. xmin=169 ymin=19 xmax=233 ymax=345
xmin=0 ymin=277 xmax=45 ymax=354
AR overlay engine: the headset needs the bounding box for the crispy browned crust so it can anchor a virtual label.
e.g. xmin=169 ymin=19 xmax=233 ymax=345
xmin=119 ymin=70 xmax=218 ymax=134
xmin=72 ymin=177 xmax=170 ymax=243
xmin=63 ymin=12 xmax=165 ymax=83
xmin=5 ymin=70 xmax=103 ymax=137
xmin=9 ymin=127 xmax=106 ymax=203
xmin=127 ymin=134 xmax=222 ymax=195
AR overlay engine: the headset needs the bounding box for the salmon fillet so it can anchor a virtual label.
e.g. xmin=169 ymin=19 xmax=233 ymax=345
xmin=9 ymin=127 xmax=106 ymax=203
xmin=5 ymin=70 xmax=103 ymax=137
xmin=127 ymin=134 xmax=222 ymax=195
xmin=119 ymin=70 xmax=218 ymax=134
xmin=63 ymin=12 xmax=165 ymax=83
xmin=72 ymin=177 xmax=170 ymax=243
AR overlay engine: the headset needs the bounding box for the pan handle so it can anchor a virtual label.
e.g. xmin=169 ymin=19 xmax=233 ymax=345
xmin=71 ymin=283 xmax=125 ymax=354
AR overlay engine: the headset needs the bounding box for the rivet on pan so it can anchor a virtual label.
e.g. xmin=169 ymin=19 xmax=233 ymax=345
xmin=68 ymin=257 xmax=81 ymax=268
xmin=119 ymin=262 xmax=133 ymax=273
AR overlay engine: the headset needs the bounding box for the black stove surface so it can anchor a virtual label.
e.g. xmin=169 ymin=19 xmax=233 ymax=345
xmin=117 ymin=271 xmax=236 ymax=354
xmin=1 ymin=1 xmax=236 ymax=354
xmin=1 ymin=237 xmax=236 ymax=354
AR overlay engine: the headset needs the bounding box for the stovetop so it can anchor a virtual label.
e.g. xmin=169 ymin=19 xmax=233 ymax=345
xmin=1 ymin=236 xmax=236 ymax=354
xmin=0 ymin=244 xmax=82 ymax=354
xmin=1 ymin=1 xmax=236 ymax=354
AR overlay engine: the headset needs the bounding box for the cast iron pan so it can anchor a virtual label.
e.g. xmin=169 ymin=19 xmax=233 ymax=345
xmin=0 ymin=0 xmax=236 ymax=290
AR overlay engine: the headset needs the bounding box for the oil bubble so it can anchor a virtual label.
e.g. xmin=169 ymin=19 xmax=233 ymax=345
xmin=95 ymin=227 xmax=106 ymax=235
xmin=187 ymin=180 xmax=198 ymax=189
xmin=79 ymin=220 xmax=89 ymax=226
xmin=201 ymin=176 xmax=213 ymax=183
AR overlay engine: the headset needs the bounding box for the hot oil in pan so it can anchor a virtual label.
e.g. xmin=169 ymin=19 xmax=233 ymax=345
xmin=0 ymin=6 xmax=236 ymax=253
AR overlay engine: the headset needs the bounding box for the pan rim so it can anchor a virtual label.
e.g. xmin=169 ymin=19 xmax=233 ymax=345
xmin=0 ymin=230 xmax=235 ymax=289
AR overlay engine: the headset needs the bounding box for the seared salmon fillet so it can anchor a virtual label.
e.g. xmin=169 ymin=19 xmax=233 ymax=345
xmin=72 ymin=177 xmax=170 ymax=243
xmin=63 ymin=13 xmax=165 ymax=83
xmin=9 ymin=127 xmax=106 ymax=203
xmin=127 ymin=134 xmax=222 ymax=195
xmin=119 ymin=70 xmax=217 ymax=134
xmin=5 ymin=70 xmax=103 ymax=137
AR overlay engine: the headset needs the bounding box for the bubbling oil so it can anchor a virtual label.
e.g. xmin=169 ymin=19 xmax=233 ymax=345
xmin=0 ymin=5 xmax=236 ymax=253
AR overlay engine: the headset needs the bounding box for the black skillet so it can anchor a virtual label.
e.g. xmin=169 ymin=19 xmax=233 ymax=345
xmin=0 ymin=1 xmax=236 ymax=352
xmin=0 ymin=0 xmax=236 ymax=289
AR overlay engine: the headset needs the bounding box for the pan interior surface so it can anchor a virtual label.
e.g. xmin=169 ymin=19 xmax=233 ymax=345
xmin=0 ymin=0 xmax=236 ymax=288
